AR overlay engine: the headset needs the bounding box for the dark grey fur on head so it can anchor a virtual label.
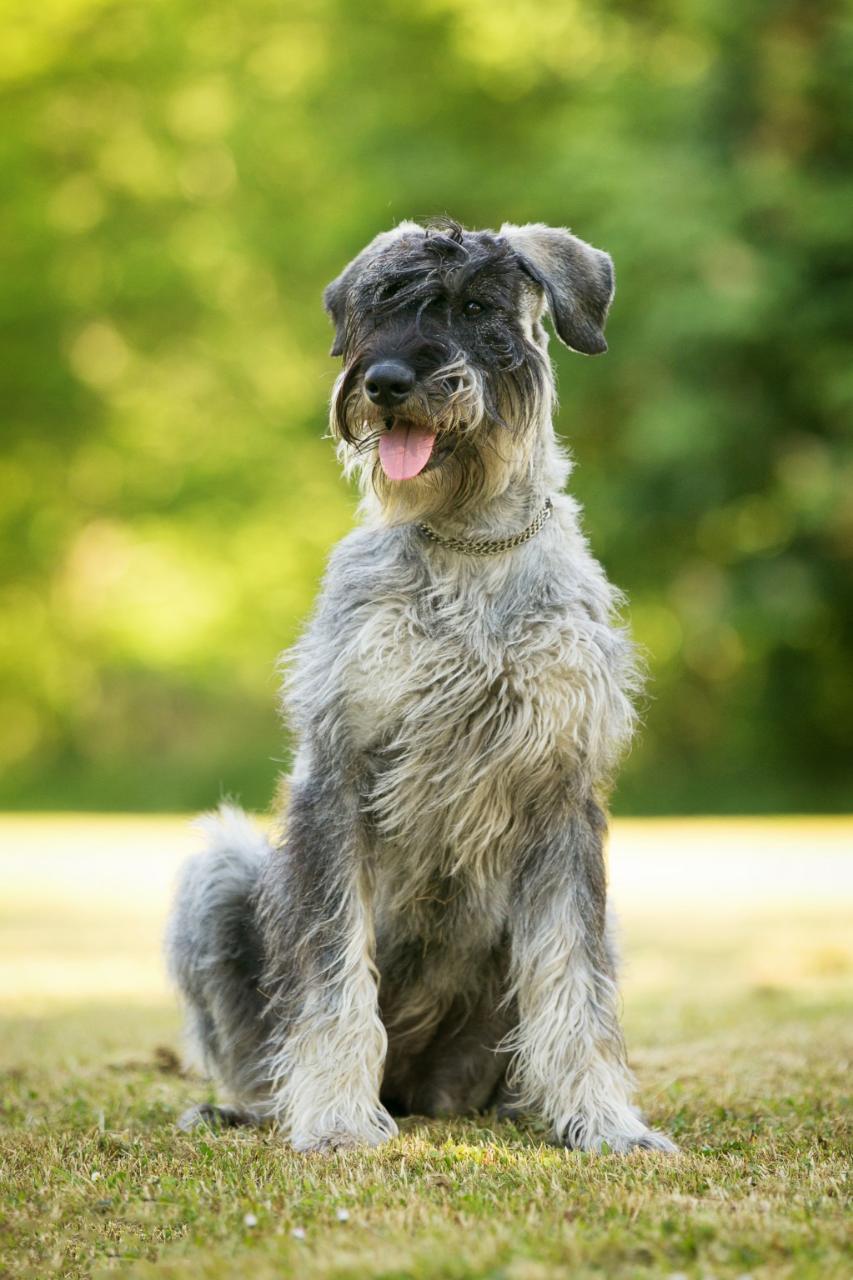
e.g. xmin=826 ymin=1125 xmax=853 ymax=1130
xmin=166 ymin=217 xmax=675 ymax=1155
xmin=324 ymin=217 xmax=613 ymax=359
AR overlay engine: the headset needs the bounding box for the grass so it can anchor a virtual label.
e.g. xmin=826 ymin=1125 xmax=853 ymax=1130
xmin=0 ymin=816 xmax=851 ymax=1279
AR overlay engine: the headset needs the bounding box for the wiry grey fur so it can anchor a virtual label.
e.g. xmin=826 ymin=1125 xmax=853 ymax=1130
xmin=166 ymin=218 xmax=676 ymax=1154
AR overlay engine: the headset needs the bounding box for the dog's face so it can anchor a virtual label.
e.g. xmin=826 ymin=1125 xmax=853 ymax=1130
xmin=324 ymin=220 xmax=614 ymax=519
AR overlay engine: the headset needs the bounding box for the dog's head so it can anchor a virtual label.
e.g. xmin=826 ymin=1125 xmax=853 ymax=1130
xmin=324 ymin=219 xmax=614 ymax=519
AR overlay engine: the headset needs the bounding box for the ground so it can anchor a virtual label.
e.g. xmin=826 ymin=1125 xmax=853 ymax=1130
xmin=0 ymin=816 xmax=850 ymax=1279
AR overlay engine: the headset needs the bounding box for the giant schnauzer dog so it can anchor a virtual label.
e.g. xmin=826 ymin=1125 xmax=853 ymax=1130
xmin=167 ymin=219 xmax=676 ymax=1155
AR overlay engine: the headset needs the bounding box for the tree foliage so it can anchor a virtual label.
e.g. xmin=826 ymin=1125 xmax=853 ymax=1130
xmin=1 ymin=0 xmax=851 ymax=812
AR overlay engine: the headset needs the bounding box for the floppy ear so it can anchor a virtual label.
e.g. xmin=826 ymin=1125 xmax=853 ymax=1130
xmin=500 ymin=222 xmax=615 ymax=355
xmin=323 ymin=260 xmax=359 ymax=358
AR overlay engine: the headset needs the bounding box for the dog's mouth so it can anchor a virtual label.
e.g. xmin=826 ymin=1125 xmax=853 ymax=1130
xmin=378 ymin=417 xmax=438 ymax=481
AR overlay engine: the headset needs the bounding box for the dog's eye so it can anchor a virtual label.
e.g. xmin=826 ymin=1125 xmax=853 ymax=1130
xmin=378 ymin=279 xmax=405 ymax=302
xmin=463 ymin=300 xmax=485 ymax=317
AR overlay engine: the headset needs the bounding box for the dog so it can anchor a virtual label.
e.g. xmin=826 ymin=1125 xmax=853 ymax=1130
xmin=166 ymin=218 xmax=676 ymax=1155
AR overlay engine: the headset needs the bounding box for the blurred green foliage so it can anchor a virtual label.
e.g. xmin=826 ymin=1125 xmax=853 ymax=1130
xmin=1 ymin=0 xmax=851 ymax=814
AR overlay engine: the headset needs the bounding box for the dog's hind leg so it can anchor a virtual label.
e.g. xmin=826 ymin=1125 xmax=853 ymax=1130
xmin=506 ymin=799 xmax=677 ymax=1154
xmin=166 ymin=805 xmax=271 ymax=1120
xmin=176 ymin=1102 xmax=262 ymax=1132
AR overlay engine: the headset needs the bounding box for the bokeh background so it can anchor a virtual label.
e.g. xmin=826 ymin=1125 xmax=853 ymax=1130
xmin=2 ymin=13 xmax=851 ymax=1274
xmin=2 ymin=0 xmax=851 ymax=815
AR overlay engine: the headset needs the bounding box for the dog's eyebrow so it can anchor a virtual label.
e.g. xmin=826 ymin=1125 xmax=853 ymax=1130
xmin=447 ymin=254 xmax=516 ymax=295
xmin=372 ymin=276 xmax=444 ymax=320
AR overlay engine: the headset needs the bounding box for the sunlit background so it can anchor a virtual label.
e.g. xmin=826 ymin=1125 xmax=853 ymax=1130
xmin=2 ymin=0 xmax=851 ymax=816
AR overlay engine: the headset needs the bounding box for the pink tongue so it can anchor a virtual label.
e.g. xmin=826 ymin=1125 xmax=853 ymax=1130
xmin=378 ymin=421 xmax=436 ymax=481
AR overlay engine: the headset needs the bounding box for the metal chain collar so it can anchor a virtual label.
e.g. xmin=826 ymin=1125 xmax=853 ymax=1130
xmin=416 ymin=497 xmax=554 ymax=556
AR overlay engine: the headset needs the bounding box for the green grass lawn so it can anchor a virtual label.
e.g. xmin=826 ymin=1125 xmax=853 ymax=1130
xmin=1 ymin=817 xmax=851 ymax=1279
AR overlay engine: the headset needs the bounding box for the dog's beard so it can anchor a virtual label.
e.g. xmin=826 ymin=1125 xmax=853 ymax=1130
xmin=332 ymin=348 xmax=552 ymax=523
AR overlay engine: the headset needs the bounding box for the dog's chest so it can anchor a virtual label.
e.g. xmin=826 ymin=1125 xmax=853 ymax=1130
xmin=342 ymin=577 xmax=628 ymax=871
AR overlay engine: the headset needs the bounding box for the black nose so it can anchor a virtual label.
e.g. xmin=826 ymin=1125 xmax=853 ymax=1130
xmin=364 ymin=360 xmax=416 ymax=407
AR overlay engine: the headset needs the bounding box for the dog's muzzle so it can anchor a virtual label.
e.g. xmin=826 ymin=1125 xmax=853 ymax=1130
xmin=362 ymin=361 xmax=437 ymax=482
xmin=364 ymin=360 xmax=416 ymax=407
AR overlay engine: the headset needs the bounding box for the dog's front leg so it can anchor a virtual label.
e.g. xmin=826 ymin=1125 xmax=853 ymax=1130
xmin=508 ymin=799 xmax=676 ymax=1153
xmin=258 ymin=769 xmax=396 ymax=1153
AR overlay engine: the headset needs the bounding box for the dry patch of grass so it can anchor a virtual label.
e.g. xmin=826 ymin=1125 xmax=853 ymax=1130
xmin=0 ymin=817 xmax=851 ymax=1278
xmin=1 ymin=997 xmax=849 ymax=1279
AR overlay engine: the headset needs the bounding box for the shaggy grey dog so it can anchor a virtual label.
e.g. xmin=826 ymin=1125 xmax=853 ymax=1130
xmin=166 ymin=218 xmax=676 ymax=1155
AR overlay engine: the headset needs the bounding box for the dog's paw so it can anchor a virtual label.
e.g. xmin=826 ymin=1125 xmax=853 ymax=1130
xmin=556 ymin=1115 xmax=678 ymax=1154
xmin=490 ymin=1083 xmax=527 ymax=1123
xmin=608 ymin=1126 xmax=678 ymax=1154
xmin=496 ymin=1100 xmax=527 ymax=1122
xmin=177 ymin=1102 xmax=259 ymax=1132
xmin=291 ymin=1105 xmax=399 ymax=1153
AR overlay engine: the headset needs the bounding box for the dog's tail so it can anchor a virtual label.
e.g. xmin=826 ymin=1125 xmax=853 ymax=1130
xmin=165 ymin=803 xmax=271 ymax=1104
